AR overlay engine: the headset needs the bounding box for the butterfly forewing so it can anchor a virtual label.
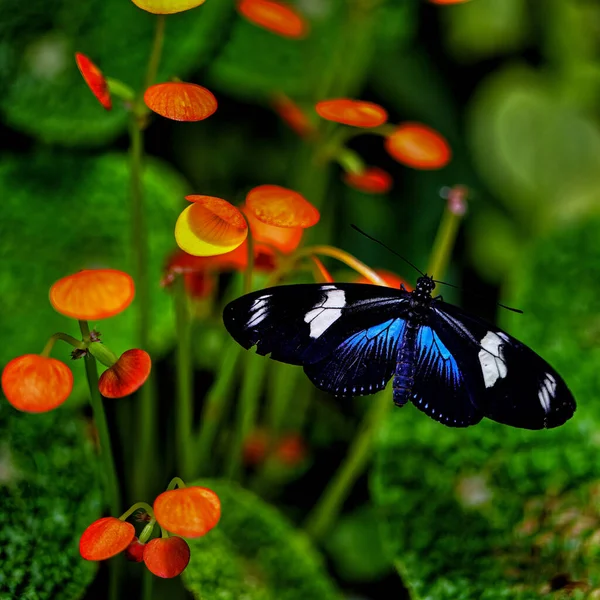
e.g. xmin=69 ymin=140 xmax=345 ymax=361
xmin=431 ymin=302 xmax=576 ymax=429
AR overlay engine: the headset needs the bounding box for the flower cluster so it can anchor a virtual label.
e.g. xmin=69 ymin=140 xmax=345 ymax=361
xmin=1 ymin=269 xmax=151 ymax=412
xmin=80 ymin=479 xmax=220 ymax=578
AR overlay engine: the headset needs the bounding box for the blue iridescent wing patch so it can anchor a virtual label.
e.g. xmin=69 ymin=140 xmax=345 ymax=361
xmin=304 ymin=318 xmax=406 ymax=396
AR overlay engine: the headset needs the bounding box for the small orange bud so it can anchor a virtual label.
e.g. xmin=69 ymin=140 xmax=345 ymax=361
xmin=125 ymin=537 xmax=146 ymax=562
xmin=315 ymin=99 xmax=388 ymax=128
xmin=356 ymin=269 xmax=412 ymax=290
xmin=75 ymin=53 xmax=112 ymax=110
xmin=50 ymin=269 xmax=135 ymax=321
xmin=237 ymin=0 xmax=309 ymax=39
xmin=385 ymin=123 xmax=451 ymax=170
xmin=246 ymin=185 xmax=319 ymax=228
xmin=343 ymin=167 xmax=392 ymax=194
xmin=154 ymin=486 xmax=221 ymax=538
xmin=275 ymin=433 xmax=307 ymax=466
xmin=271 ymin=94 xmax=315 ymax=137
xmin=144 ymin=83 xmax=217 ymax=122
xmin=98 ymin=349 xmax=152 ymax=399
xmin=2 ymin=354 xmax=73 ymax=413
xmin=175 ymin=196 xmax=248 ymax=257
xmin=143 ymin=537 xmax=190 ymax=578
xmin=80 ymin=517 xmax=135 ymax=561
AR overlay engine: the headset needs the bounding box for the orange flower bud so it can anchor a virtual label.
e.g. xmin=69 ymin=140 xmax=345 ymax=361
xmin=154 ymin=486 xmax=221 ymax=538
xmin=125 ymin=537 xmax=146 ymax=562
xmin=98 ymin=349 xmax=152 ymax=399
xmin=50 ymin=269 xmax=135 ymax=321
xmin=385 ymin=123 xmax=451 ymax=170
xmin=175 ymin=196 xmax=248 ymax=257
xmin=246 ymin=185 xmax=319 ymax=228
xmin=315 ymin=99 xmax=388 ymax=128
xmin=79 ymin=517 xmax=135 ymax=561
xmin=343 ymin=167 xmax=392 ymax=194
xmin=75 ymin=53 xmax=111 ymax=110
xmin=143 ymin=537 xmax=190 ymax=578
xmin=2 ymin=354 xmax=73 ymax=413
xmin=271 ymin=94 xmax=315 ymax=137
xmin=275 ymin=433 xmax=307 ymax=466
xmin=237 ymin=0 xmax=309 ymax=39
xmin=144 ymin=83 xmax=217 ymax=122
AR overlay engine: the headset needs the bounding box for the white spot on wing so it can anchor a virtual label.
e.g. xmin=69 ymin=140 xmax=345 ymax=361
xmin=538 ymin=372 xmax=557 ymax=414
xmin=478 ymin=331 xmax=508 ymax=388
xmin=304 ymin=289 xmax=346 ymax=339
xmin=247 ymin=295 xmax=271 ymax=327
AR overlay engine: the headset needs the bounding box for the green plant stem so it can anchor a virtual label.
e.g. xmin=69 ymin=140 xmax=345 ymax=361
xmin=303 ymin=392 xmax=391 ymax=541
xmin=195 ymin=341 xmax=241 ymax=474
xmin=244 ymin=223 xmax=255 ymax=294
xmin=225 ymin=352 xmax=267 ymax=481
xmin=41 ymin=332 xmax=85 ymax=357
xmin=174 ymin=277 xmax=194 ymax=480
xmin=143 ymin=15 xmax=166 ymax=92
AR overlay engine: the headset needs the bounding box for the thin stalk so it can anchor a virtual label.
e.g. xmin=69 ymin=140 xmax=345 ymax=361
xmin=303 ymin=392 xmax=391 ymax=541
xmin=174 ymin=277 xmax=194 ymax=480
xmin=41 ymin=332 xmax=85 ymax=357
xmin=244 ymin=220 xmax=255 ymax=294
xmin=195 ymin=341 xmax=241 ymax=474
xmin=143 ymin=15 xmax=166 ymax=92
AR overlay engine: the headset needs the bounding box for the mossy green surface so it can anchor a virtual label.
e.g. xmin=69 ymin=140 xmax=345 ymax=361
xmin=0 ymin=0 xmax=234 ymax=145
xmin=182 ymin=479 xmax=341 ymax=600
xmin=371 ymin=218 xmax=600 ymax=598
xmin=0 ymin=402 xmax=102 ymax=599
xmin=0 ymin=152 xmax=188 ymax=404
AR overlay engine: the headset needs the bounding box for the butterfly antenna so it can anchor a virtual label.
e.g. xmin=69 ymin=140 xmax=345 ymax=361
xmin=432 ymin=279 xmax=523 ymax=314
xmin=351 ymin=224 xmax=426 ymax=277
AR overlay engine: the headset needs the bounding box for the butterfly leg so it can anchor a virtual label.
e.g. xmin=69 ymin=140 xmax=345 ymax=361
xmin=393 ymin=322 xmax=418 ymax=407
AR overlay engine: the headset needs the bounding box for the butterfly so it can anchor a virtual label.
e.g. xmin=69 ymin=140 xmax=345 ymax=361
xmin=222 ymin=275 xmax=576 ymax=429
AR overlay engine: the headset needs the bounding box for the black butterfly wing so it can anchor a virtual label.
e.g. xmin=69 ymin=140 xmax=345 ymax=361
xmin=410 ymin=326 xmax=484 ymax=427
xmin=223 ymin=283 xmax=410 ymax=370
xmin=430 ymin=302 xmax=576 ymax=430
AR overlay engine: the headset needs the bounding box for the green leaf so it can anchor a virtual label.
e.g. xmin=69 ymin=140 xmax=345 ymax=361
xmin=182 ymin=479 xmax=341 ymax=600
xmin=0 ymin=151 xmax=187 ymax=405
xmin=372 ymin=219 xmax=600 ymax=597
xmin=0 ymin=0 xmax=234 ymax=145
xmin=0 ymin=402 xmax=103 ymax=599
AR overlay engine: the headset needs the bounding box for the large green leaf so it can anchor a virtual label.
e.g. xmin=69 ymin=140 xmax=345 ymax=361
xmin=371 ymin=218 xmax=600 ymax=598
xmin=0 ymin=151 xmax=188 ymax=404
xmin=182 ymin=479 xmax=341 ymax=600
xmin=0 ymin=0 xmax=234 ymax=145
xmin=0 ymin=403 xmax=103 ymax=599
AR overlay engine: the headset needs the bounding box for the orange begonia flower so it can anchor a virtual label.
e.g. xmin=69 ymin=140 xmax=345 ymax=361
xmin=343 ymin=167 xmax=392 ymax=194
xmin=98 ymin=349 xmax=152 ymax=399
xmin=50 ymin=269 xmax=135 ymax=321
xmin=175 ymin=196 xmax=248 ymax=257
xmin=144 ymin=83 xmax=217 ymax=122
xmin=237 ymin=0 xmax=309 ymax=39
xmin=131 ymin=0 xmax=206 ymax=13
xmin=80 ymin=517 xmax=135 ymax=561
xmin=125 ymin=537 xmax=145 ymax=562
xmin=143 ymin=537 xmax=190 ymax=578
xmin=356 ymin=269 xmax=412 ymax=291
xmin=271 ymin=94 xmax=315 ymax=138
xmin=246 ymin=185 xmax=319 ymax=228
xmin=2 ymin=354 xmax=73 ymax=413
xmin=75 ymin=53 xmax=112 ymax=111
xmin=315 ymin=99 xmax=388 ymax=128
xmin=243 ymin=205 xmax=304 ymax=252
xmin=154 ymin=486 xmax=221 ymax=538
xmin=385 ymin=123 xmax=451 ymax=170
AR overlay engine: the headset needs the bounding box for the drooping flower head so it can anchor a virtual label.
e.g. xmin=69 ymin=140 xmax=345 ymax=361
xmin=98 ymin=349 xmax=152 ymax=398
xmin=143 ymin=537 xmax=190 ymax=578
xmin=144 ymin=82 xmax=217 ymax=122
xmin=80 ymin=517 xmax=135 ymax=561
xmin=315 ymin=99 xmax=388 ymax=128
xmin=385 ymin=123 xmax=451 ymax=170
xmin=75 ymin=53 xmax=112 ymax=110
xmin=245 ymin=185 xmax=320 ymax=228
xmin=130 ymin=0 xmax=207 ymax=14
xmin=343 ymin=167 xmax=392 ymax=194
xmin=237 ymin=0 xmax=309 ymax=39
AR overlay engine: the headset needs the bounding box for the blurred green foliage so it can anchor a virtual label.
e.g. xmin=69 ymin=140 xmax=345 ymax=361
xmin=0 ymin=402 xmax=102 ymax=599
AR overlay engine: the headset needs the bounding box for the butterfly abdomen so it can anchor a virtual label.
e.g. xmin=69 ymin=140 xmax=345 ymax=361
xmin=393 ymin=322 xmax=418 ymax=407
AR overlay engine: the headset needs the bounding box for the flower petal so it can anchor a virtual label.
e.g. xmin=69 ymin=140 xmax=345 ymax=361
xmin=131 ymin=0 xmax=207 ymax=14
xmin=2 ymin=354 xmax=73 ymax=413
xmin=143 ymin=537 xmax=190 ymax=578
xmin=175 ymin=196 xmax=248 ymax=257
xmin=315 ymin=99 xmax=387 ymax=128
xmin=144 ymin=83 xmax=217 ymax=121
xmin=243 ymin=206 xmax=304 ymax=253
xmin=385 ymin=123 xmax=451 ymax=170
xmin=98 ymin=349 xmax=152 ymax=399
xmin=237 ymin=0 xmax=309 ymax=39
xmin=356 ymin=269 xmax=412 ymax=290
xmin=75 ymin=53 xmax=112 ymax=110
xmin=154 ymin=486 xmax=221 ymax=538
xmin=343 ymin=167 xmax=392 ymax=194
xmin=80 ymin=517 xmax=135 ymax=561
xmin=125 ymin=537 xmax=146 ymax=562
xmin=246 ymin=185 xmax=319 ymax=228
xmin=49 ymin=269 xmax=135 ymax=321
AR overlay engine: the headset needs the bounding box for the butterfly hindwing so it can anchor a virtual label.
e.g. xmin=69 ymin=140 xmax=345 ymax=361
xmin=223 ymin=283 xmax=410 ymax=367
xmin=431 ymin=302 xmax=576 ymax=429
